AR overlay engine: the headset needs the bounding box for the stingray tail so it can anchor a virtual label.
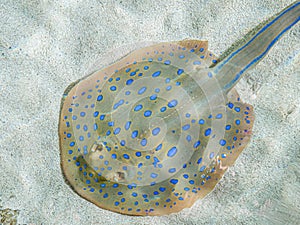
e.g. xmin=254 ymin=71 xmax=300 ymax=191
xmin=211 ymin=1 xmax=300 ymax=93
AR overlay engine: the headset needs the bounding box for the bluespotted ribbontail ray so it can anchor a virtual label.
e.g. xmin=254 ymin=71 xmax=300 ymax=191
xmin=59 ymin=1 xmax=300 ymax=216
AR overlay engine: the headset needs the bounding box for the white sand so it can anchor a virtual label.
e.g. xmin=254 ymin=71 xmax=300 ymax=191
xmin=1 ymin=0 xmax=299 ymax=224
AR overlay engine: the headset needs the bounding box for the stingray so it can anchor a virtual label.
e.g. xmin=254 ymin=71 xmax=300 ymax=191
xmin=59 ymin=2 xmax=300 ymax=216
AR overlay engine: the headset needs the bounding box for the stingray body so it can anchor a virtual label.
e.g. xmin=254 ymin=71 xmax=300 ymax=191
xmin=59 ymin=2 xmax=300 ymax=216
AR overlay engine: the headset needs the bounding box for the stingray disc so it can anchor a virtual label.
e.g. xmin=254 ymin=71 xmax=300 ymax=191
xmin=59 ymin=40 xmax=254 ymax=216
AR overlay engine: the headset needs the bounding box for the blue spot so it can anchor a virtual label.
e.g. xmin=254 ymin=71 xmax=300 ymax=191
xmin=209 ymin=152 xmax=214 ymax=159
xmin=80 ymin=112 xmax=86 ymax=117
xmin=115 ymin=202 xmax=119 ymax=206
xmin=179 ymin=55 xmax=185 ymax=59
xmin=152 ymin=127 xmax=160 ymax=136
xmin=138 ymin=87 xmax=147 ymax=95
xmin=114 ymin=127 xmax=121 ymax=135
xmin=111 ymin=154 xmax=117 ymax=159
xmin=145 ymin=155 xmax=150 ymax=159
xmin=125 ymin=91 xmax=131 ymax=95
xmin=152 ymin=71 xmax=161 ymax=77
xmin=177 ymin=69 xmax=184 ymax=75
xmin=103 ymin=193 xmax=108 ymax=198
xmin=228 ymin=103 xmax=234 ymax=109
xmin=216 ymin=113 xmax=223 ymax=119
xmin=159 ymin=187 xmax=166 ymax=192
xmin=170 ymin=179 xmax=178 ymax=185
xmin=94 ymin=123 xmax=98 ymax=130
xmin=205 ymin=128 xmax=211 ymax=136
xmin=151 ymin=173 xmax=158 ymax=178
xmin=219 ymin=139 xmax=226 ymax=146
xmin=225 ymin=125 xmax=231 ymax=130
xmin=68 ymin=150 xmax=73 ymax=154
xmin=235 ymin=119 xmax=241 ymax=125
xmin=132 ymin=130 xmax=138 ymax=138
xmin=135 ymin=152 xmax=141 ymax=157
xmin=118 ymin=192 xmax=123 ymax=195
xmin=126 ymin=79 xmax=134 ymax=85
xmin=134 ymin=104 xmax=143 ymax=111
xmin=168 ymin=99 xmax=178 ymax=108
xmin=94 ymin=111 xmax=99 ymax=117
xmin=120 ymin=140 xmax=126 ymax=146
xmin=100 ymin=115 xmax=105 ymax=120
xmin=168 ymin=168 xmax=176 ymax=173
xmin=110 ymin=86 xmax=117 ymax=91
xmin=167 ymin=147 xmax=177 ymax=157
xmin=200 ymin=48 xmax=204 ymax=52
xmin=182 ymin=124 xmax=190 ymax=130
xmin=108 ymin=121 xmax=114 ymax=126
xmin=144 ymin=110 xmax=152 ymax=117
xmin=197 ymin=157 xmax=202 ymax=164
xmin=186 ymin=135 xmax=191 ymax=142
xmin=156 ymin=143 xmax=162 ymax=151
xmin=83 ymin=125 xmax=88 ymax=131
xmin=212 ymin=59 xmax=217 ymax=63
xmin=160 ymin=106 xmax=166 ymax=112
xmin=123 ymin=154 xmax=130 ymax=159
xmin=199 ymin=119 xmax=205 ymax=124
xmin=155 ymin=88 xmax=160 ymax=93
xmin=193 ymin=140 xmax=201 ymax=148
xmin=183 ymin=174 xmax=189 ymax=179
xmin=140 ymin=138 xmax=147 ymax=146
xmin=144 ymin=66 xmax=149 ymax=70
xmin=70 ymin=142 xmax=75 ymax=147
xmin=130 ymin=71 xmax=136 ymax=76
xmin=189 ymin=180 xmax=194 ymax=184
xmin=126 ymin=68 xmax=131 ymax=73
xmin=164 ymin=60 xmax=171 ymax=65
xmin=193 ymin=61 xmax=201 ymax=65
xmin=132 ymin=192 xmax=138 ymax=197
xmin=125 ymin=121 xmax=131 ymax=130
xmin=235 ymin=107 xmax=241 ymax=112
xmin=208 ymin=72 xmax=213 ymax=78
xmin=150 ymin=94 xmax=157 ymax=100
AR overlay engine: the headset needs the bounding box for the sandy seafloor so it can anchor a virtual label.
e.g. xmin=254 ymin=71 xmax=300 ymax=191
xmin=0 ymin=0 xmax=299 ymax=224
